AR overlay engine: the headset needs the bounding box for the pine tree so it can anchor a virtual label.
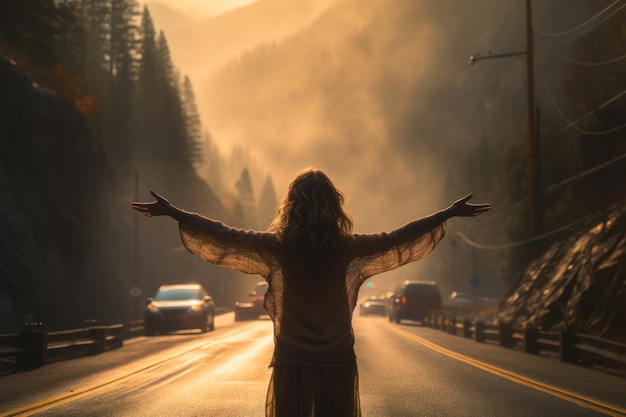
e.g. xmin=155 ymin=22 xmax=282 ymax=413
xmin=79 ymin=0 xmax=111 ymax=92
xmin=155 ymin=30 xmax=189 ymax=171
xmin=257 ymin=175 xmax=278 ymax=229
xmin=202 ymin=131 xmax=225 ymax=196
xmin=135 ymin=5 xmax=160 ymax=171
xmin=104 ymin=0 xmax=140 ymax=178
xmin=181 ymin=76 xmax=204 ymax=167
xmin=235 ymin=167 xmax=257 ymax=229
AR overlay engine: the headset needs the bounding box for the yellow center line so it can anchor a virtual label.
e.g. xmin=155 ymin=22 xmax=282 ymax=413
xmin=387 ymin=325 xmax=626 ymax=417
xmin=0 ymin=340 xmax=216 ymax=417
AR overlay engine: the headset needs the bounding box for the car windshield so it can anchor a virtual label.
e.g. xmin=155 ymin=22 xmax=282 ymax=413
xmin=155 ymin=288 xmax=201 ymax=301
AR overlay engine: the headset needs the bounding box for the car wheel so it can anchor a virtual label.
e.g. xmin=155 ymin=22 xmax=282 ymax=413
xmin=145 ymin=326 xmax=155 ymax=336
xmin=394 ymin=313 xmax=401 ymax=324
xmin=208 ymin=312 xmax=215 ymax=331
xmin=200 ymin=314 xmax=209 ymax=333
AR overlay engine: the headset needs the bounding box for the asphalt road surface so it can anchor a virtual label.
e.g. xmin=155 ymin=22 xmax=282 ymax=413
xmin=1 ymin=312 xmax=625 ymax=416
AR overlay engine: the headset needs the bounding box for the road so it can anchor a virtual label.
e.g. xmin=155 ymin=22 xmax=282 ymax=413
xmin=1 ymin=313 xmax=625 ymax=416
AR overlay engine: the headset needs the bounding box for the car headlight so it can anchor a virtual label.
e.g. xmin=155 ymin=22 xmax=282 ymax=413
xmin=364 ymin=303 xmax=371 ymax=308
xmin=189 ymin=304 xmax=203 ymax=312
xmin=147 ymin=304 xmax=159 ymax=314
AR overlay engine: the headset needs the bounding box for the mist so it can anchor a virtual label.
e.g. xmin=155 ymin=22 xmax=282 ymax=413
xmin=146 ymin=0 xmax=617 ymax=295
xmin=148 ymin=0 xmax=524 ymax=217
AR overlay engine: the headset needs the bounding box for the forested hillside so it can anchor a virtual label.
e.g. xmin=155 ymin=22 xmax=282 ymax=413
xmin=0 ymin=1 xmax=253 ymax=332
xmin=201 ymin=0 xmax=626 ymax=294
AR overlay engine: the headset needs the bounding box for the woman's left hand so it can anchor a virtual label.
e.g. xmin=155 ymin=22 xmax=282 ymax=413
xmin=448 ymin=194 xmax=491 ymax=217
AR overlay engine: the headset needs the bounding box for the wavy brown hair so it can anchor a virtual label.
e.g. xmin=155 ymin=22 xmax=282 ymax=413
xmin=269 ymin=169 xmax=353 ymax=272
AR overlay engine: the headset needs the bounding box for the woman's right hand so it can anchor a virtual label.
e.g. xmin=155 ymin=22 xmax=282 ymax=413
xmin=131 ymin=191 xmax=173 ymax=217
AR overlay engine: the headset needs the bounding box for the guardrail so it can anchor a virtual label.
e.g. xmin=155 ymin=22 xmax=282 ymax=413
xmin=0 ymin=323 xmax=124 ymax=369
xmin=0 ymin=307 xmax=233 ymax=371
xmin=423 ymin=314 xmax=626 ymax=374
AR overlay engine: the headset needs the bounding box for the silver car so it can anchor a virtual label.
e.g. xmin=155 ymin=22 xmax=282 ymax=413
xmin=144 ymin=284 xmax=215 ymax=335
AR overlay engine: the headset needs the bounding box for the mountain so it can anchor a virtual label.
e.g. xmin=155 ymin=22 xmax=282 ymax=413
xmin=0 ymin=56 xmax=132 ymax=332
xmin=0 ymin=56 xmax=234 ymax=333
xmin=155 ymin=0 xmax=336 ymax=86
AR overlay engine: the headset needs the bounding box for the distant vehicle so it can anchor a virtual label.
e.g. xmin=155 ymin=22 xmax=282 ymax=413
xmin=359 ymin=296 xmax=388 ymax=316
xmin=144 ymin=284 xmax=215 ymax=336
xmin=234 ymin=281 xmax=268 ymax=321
xmin=449 ymin=291 xmax=475 ymax=308
xmin=388 ymin=280 xmax=442 ymax=324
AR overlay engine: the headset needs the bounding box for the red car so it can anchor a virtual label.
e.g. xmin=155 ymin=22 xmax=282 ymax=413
xmin=234 ymin=281 xmax=268 ymax=321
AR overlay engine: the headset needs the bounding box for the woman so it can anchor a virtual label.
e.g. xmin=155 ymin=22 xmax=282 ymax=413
xmin=131 ymin=168 xmax=490 ymax=417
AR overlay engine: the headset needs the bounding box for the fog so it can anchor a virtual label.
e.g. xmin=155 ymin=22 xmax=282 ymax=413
xmin=144 ymin=0 xmax=607 ymax=293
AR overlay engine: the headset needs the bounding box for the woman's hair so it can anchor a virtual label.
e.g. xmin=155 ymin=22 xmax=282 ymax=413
xmin=269 ymin=169 xmax=353 ymax=272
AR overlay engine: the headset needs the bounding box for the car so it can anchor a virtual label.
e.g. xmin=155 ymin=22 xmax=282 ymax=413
xmin=359 ymin=295 xmax=388 ymax=316
xmin=144 ymin=284 xmax=215 ymax=336
xmin=388 ymin=280 xmax=442 ymax=324
xmin=234 ymin=281 xmax=268 ymax=321
xmin=449 ymin=291 xmax=475 ymax=309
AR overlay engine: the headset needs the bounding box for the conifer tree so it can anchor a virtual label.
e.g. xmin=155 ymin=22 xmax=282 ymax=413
xmin=135 ymin=6 xmax=160 ymax=170
xmin=257 ymin=175 xmax=278 ymax=228
xmin=181 ymin=76 xmax=204 ymax=167
xmin=235 ymin=167 xmax=257 ymax=229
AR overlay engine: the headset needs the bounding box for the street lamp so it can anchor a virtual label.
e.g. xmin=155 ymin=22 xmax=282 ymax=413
xmin=467 ymin=51 xmax=526 ymax=66
xmin=468 ymin=0 xmax=539 ymax=248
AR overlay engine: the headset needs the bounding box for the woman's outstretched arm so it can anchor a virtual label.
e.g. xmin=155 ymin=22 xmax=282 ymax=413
xmin=351 ymin=193 xmax=491 ymax=279
xmin=131 ymin=190 xmax=274 ymax=276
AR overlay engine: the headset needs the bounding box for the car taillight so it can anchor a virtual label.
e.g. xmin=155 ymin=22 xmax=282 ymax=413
xmin=401 ymin=296 xmax=407 ymax=307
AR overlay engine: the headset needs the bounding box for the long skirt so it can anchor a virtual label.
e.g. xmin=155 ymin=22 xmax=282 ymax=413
xmin=265 ymin=362 xmax=361 ymax=417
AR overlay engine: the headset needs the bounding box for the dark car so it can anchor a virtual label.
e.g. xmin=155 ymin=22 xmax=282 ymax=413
xmin=388 ymin=280 xmax=442 ymax=324
xmin=144 ymin=284 xmax=215 ymax=335
xmin=234 ymin=281 xmax=268 ymax=321
xmin=359 ymin=296 xmax=388 ymax=316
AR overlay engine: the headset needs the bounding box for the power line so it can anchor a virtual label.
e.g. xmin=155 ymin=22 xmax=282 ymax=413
xmin=534 ymin=1 xmax=626 ymax=41
xmin=537 ymin=37 xmax=626 ymax=67
xmin=538 ymin=68 xmax=626 ymax=137
xmin=457 ymin=200 xmax=626 ymax=250
xmin=456 ymin=214 xmax=593 ymax=250
xmin=463 ymin=150 xmax=626 ymax=226
xmin=543 ymin=151 xmax=626 ymax=194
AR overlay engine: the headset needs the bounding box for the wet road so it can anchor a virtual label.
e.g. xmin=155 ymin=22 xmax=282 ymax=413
xmin=1 ymin=313 xmax=625 ymax=416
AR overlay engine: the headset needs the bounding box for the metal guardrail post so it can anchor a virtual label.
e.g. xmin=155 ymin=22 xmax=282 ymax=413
xmin=560 ymin=330 xmax=576 ymax=363
xmin=523 ymin=326 xmax=539 ymax=354
xmin=473 ymin=320 xmax=485 ymax=343
xmin=462 ymin=319 xmax=472 ymax=338
xmin=16 ymin=330 xmax=47 ymax=369
xmin=499 ymin=323 xmax=515 ymax=348
xmin=448 ymin=317 xmax=456 ymax=335
xmin=89 ymin=327 xmax=106 ymax=354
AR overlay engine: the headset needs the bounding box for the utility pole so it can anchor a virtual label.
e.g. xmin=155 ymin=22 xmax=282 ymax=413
xmin=525 ymin=0 xmax=539 ymax=243
xmin=132 ymin=170 xmax=140 ymax=320
xmin=469 ymin=0 xmax=539 ymax=249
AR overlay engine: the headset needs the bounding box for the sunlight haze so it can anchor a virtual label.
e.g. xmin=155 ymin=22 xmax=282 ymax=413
xmin=142 ymin=0 xmax=541 ymax=294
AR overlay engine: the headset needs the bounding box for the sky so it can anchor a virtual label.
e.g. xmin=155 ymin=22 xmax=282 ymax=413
xmin=146 ymin=0 xmax=257 ymax=19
